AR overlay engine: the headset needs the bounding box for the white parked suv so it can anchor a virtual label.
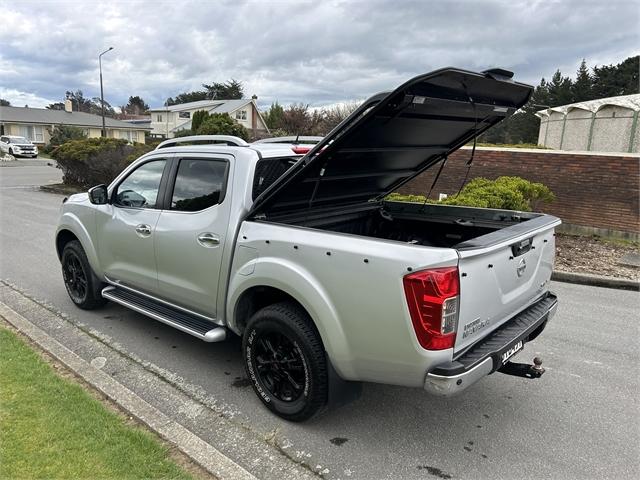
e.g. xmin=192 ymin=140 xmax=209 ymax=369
xmin=0 ymin=135 xmax=39 ymax=158
xmin=55 ymin=67 xmax=559 ymax=421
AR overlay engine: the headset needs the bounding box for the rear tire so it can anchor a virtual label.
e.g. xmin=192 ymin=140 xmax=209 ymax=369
xmin=243 ymin=302 xmax=328 ymax=422
xmin=61 ymin=240 xmax=107 ymax=310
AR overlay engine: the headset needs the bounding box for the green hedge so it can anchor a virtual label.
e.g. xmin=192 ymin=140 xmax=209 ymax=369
xmin=387 ymin=176 xmax=555 ymax=212
xmin=51 ymin=138 xmax=154 ymax=188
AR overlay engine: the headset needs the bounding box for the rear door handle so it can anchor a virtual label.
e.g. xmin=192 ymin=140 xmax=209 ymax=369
xmin=135 ymin=224 xmax=152 ymax=237
xmin=197 ymin=233 xmax=220 ymax=247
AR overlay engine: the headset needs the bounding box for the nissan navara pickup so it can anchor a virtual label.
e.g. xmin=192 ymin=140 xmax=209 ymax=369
xmin=56 ymin=67 xmax=559 ymax=421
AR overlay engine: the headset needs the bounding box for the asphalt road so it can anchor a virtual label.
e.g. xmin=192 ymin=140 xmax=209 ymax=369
xmin=1 ymin=165 xmax=638 ymax=480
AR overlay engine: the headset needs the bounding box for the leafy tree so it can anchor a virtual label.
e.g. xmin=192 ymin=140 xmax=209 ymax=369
xmin=203 ymin=79 xmax=244 ymax=99
xmin=196 ymin=113 xmax=249 ymax=140
xmin=122 ymin=96 xmax=149 ymax=115
xmin=317 ymin=101 xmax=361 ymax=134
xmin=46 ymin=102 xmax=66 ymax=110
xmin=592 ymin=56 xmax=639 ymax=98
xmin=0 ymin=99 xmax=10 ymax=106
xmin=166 ymin=91 xmax=208 ymax=106
xmin=263 ymin=101 xmax=285 ymax=130
xmin=191 ymin=110 xmax=209 ymax=132
xmin=571 ymin=59 xmax=594 ymax=101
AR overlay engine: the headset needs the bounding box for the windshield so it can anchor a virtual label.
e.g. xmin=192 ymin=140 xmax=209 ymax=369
xmin=10 ymin=137 xmax=29 ymax=144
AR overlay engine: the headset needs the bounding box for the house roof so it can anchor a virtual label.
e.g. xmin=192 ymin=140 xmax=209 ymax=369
xmin=149 ymin=99 xmax=252 ymax=113
xmin=168 ymin=99 xmax=267 ymax=132
xmin=0 ymin=106 xmax=151 ymax=130
xmin=536 ymin=93 xmax=640 ymax=118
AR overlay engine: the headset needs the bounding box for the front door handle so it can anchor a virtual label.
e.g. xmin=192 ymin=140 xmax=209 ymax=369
xmin=197 ymin=233 xmax=220 ymax=248
xmin=135 ymin=224 xmax=152 ymax=237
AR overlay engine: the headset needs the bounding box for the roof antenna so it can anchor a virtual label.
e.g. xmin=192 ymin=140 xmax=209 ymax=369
xmin=456 ymin=87 xmax=478 ymax=197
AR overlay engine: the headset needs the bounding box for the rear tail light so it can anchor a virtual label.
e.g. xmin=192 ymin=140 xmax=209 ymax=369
xmin=403 ymin=267 xmax=460 ymax=350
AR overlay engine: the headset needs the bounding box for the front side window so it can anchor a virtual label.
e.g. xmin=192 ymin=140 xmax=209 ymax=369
xmin=235 ymin=110 xmax=247 ymax=120
xmin=170 ymin=159 xmax=227 ymax=212
xmin=115 ymin=159 xmax=166 ymax=208
xmin=157 ymin=114 xmax=163 ymax=122
xmin=178 ymin=111 xmax=190 ymax=119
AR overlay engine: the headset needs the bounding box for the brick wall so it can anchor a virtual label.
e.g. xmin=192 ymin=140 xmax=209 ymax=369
xmin=399 ymin=147 xmax=640 ymax=235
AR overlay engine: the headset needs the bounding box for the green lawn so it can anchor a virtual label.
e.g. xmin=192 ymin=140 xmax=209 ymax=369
xmin=0 ymin=327 xmax=194 ymax=479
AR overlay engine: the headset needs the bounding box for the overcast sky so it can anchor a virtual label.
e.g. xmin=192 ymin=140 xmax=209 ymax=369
xmin=1 ymin=0 xmax=637 ymax=111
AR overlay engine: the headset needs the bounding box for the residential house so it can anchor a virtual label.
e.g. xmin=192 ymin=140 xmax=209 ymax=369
xmin=0 ymin=100 xmax=151 ymax=145
xmin=148 ymin=97 xmax=269 ymax=138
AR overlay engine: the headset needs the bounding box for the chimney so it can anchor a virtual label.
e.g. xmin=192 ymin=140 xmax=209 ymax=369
xmin=251 ymin=95 xmax=258 ymax=136
xmin=64 ymin=99 xmax=73 ymax=113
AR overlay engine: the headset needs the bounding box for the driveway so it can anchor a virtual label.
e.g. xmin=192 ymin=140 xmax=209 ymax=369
xmin=1 ymin=165 xmax=638 ymax=480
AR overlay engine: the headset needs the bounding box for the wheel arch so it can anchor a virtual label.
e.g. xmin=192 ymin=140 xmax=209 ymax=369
xmin=55 ymin=217 xmax=103 ymax=278
xmin=227 ymin=260 xmax=356 ymax=379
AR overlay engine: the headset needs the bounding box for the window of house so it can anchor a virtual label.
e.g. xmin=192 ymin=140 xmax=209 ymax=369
xmin=115 ymin=159 xmax=167 ymax=209
xmin=170 ymin=159 xmax=228 ymax=212
xmin=157 ymin=114 xmax=163 ymax=122
xmin=235 ymin=110 xmax=247 ymax=120
xmin=178 ymin=111 xmax=190 ymax=119
xmin=16 ymin=125 xmax=44 ymax=143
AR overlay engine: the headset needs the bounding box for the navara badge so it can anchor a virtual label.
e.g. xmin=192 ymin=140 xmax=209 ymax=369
xmin=517 ymin=258 xmax=527 ymax=277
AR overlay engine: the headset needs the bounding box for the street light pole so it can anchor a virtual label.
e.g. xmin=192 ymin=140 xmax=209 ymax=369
xmin=98 ymin=47 xmax=114 ymax=138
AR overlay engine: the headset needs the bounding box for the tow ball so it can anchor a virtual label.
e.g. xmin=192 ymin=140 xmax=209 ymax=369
xmin=498 ymin=357 xmax=545 ymax=379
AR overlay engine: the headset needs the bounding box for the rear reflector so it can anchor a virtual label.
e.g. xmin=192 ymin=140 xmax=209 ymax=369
xmin=403 ymin=267 xmax=459 ymax=350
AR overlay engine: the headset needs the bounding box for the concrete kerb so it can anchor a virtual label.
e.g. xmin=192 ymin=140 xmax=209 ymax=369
xmin=551 ymin=271 xmax=639 ymax=291
xmin=0 ymin=302 xmax=258 ymax=480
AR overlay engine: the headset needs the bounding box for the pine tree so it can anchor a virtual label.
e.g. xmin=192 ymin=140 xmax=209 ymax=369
xmin=571 ymin=60 xmax=593 ymax=102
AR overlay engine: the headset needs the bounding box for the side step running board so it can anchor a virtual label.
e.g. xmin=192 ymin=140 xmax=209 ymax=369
xmin=101 ymin=286 xmax=226 ymax=342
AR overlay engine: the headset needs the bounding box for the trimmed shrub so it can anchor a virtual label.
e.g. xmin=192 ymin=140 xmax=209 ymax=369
xmin=51 ymin=138 xmax=154 ymax=187
xmin=174 ymin=129 xmax=193 ymax=138
xmin=196 ymin=113 xmax=249 ymax=140
xmin=43 ymin=125 xmax=87 ymax=154
xmin=387 ymin=176 xmax=555 ymax=212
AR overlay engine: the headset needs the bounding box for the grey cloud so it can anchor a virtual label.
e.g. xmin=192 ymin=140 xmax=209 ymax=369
xmin=0 ymin=0 xmax=637 ymax=109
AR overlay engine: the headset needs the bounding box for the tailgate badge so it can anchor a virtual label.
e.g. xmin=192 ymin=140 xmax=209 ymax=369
xmin=517 ymin=258 xmax=527 ymax=277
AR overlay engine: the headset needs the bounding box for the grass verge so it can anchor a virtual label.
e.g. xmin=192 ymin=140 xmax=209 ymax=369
xmin=0 ymin=326 xmax=193 ymax=479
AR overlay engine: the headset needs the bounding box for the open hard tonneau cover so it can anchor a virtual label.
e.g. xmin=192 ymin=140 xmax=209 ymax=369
xmin=249 ymin=67 xmax=533 ymax=218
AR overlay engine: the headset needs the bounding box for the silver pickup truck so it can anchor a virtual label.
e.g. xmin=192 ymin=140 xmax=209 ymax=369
xmin=56 ymin=67 xmax=559 ymax=421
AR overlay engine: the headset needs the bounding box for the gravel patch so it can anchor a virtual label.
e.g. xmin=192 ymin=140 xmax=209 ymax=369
xmin=555 ymin=234 xmax=639 ymax=280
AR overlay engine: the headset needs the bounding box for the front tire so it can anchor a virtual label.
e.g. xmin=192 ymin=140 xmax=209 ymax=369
xmin=243 ymin=302 xmax=328 ymax=422
xmin=61 ymin=240 xmax=107 ymax=310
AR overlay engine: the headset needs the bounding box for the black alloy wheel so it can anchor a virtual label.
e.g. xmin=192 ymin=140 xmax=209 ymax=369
xmin=62 ymin=251 xmax=87 ymax=303
xmin=254 ymin=331 xmax=306 ymax=402
xmin=243 ymin=302 xmax=328 ymax=421
xmin=61 ymin=240 xmax=107 ymax=310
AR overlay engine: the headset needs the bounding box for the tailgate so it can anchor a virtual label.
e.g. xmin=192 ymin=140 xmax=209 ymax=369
xmin=454 ymin=214 xmax=560 ymax=353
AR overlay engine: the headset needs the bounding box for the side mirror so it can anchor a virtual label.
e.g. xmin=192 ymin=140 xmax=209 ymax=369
xmin=88 ymin=184 xmax=109 ymax=205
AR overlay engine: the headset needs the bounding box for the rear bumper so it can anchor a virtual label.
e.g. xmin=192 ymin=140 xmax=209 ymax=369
xmin=424 ymin=292 xmax=558 ymax=396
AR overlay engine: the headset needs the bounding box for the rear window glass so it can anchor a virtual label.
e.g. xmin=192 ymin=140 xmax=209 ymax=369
xmin=171 ymin=159 xmax=228 ymax=211
xmin=252 ymin=157 xmax=298 ymax=200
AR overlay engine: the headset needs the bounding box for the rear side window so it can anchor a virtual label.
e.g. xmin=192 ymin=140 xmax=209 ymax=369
xmin=252 ymin=157 xmax=298 ymax=199
xmin=171 ymin=159 xmax=228 ymax=212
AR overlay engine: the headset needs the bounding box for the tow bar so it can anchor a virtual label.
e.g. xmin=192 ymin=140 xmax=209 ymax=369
xmin=498 ymin=357 xmax=545 ymax=379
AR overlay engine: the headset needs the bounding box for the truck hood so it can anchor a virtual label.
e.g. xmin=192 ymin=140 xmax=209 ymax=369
xmin=249 ymin=67 xmax=533 ymax=218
